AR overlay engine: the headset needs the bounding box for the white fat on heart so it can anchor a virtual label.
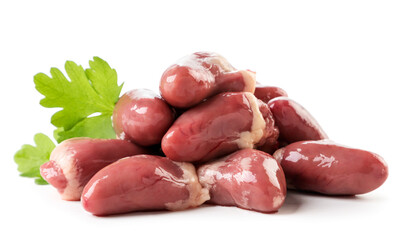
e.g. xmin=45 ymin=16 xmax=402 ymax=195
xmin=240 ymin=157 xmax=252 ymax=170
xmin=176 ymin=54 xmax=215 ymax=83
xmin=234 ymin=92 xmax=266 ymax=149
xmin=239 ymin=70 xmax=256 ymax=93
xmin=233 ymin=157 xmax=256 ymax=184
xmin=208 ymin=53 xmax=255 ymax=93
xmin=233 ymin=170 xmax=257 ymax=184
xmin=176 ymin=52 xmax=236 ymax=84
xmin=273 ymin=148 xmax=285 ymax=164
xmin=164 ymin=162 xmax=210 ymax=210
xmin=118 ymin=132 xmax=126 ymax=140
xmin=154 ymin=167 xmax=188 ymax=188
xmin=262 ymin=158 xmax=281 ymax=190
xmin=240 ymin=190 xmax=250 ymax=208
xmin=127 ymin=89 xmax=158 ymax=100
xmin=273 ymin=194 xmax=285 ymax=209
xmin=197 ymin=157 xmax=230 ymax=188
xmin=206 ymin=53 xmax=235 ymax=72
xmin=50 ymin=142 xmax=82 ymax=201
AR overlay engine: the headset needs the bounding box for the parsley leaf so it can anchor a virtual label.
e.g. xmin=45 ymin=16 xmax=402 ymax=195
xmin=14 ymin=133 xmax=55 ymax=185
xmin=15 ymin=57 xmax=123 ymax=185
xmin=85 ymin=57 xmax=123 ymax=105
xmin=54 ymin=114 xmax=116 ymax=143
xmin=34 ymin=57 xmax=122 ymax=143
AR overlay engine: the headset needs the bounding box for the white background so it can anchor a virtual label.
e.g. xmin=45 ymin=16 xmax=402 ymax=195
xmin=1 ymin=1 xmax=404 ymax=239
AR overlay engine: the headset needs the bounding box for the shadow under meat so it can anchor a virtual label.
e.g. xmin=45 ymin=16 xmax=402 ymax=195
xmin=101 ymin=209 xmax=173 ymax=218
xmin=94 ymin=190 xmax=370 ymax=218
xmin=286 ymin=189 xmax=360 ymax=200
xmin=277 ymin=189 xmax=367 ymax=215
xmin=277 ymin=191 xmax=302 ymax=215
xmin=101 ymin=204 xmax=212 ymax=219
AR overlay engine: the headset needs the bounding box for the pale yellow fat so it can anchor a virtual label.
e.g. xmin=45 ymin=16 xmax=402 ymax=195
xmin=207 ymin=53 xmax=235 ymax=72
xmin=240 ymin=70 xmax=256 ymax=93
xmin=50 ymin=143 xmax=82 ymax=200
xmin=165 ymin=162 xmax=210 ymax=210
xmin=234 ymin=92 xmax=266 ymax=149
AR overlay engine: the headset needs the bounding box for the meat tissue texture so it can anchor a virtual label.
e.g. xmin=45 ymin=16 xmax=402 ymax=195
xmin=162 ymin=92 xmax=278 ymax=162
xmin=160 ymin=52 xmax=256 ymax=108
xmin=198 ymin=149 xmax=286 ymax=213
xmin=81 ymin=155 xmax=210 ymax=216
xmin=273 ymin=140 xmax=388 ymax=195
xmin=40 ymin=138 xmax=148 ymax=200
xmin=268 ymin=97 xmax=328 ymax=144
xmin=113 ymin=89 xmax=175 ymax=146
xmin=254 ymin=84 xmax=288 ymax=103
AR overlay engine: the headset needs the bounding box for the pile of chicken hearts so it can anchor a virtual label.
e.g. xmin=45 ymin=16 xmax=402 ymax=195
xmin=40 ymin=52 xmax=388 ymax=216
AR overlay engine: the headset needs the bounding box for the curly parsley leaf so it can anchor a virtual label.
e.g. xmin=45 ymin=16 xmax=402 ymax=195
xmin=34 ymin=57 xmax=122 ymax=143
xmin=85 ymin=57 xmax=123 ymax=104
xmin=14 ymin=133 xmax=55 ymax=185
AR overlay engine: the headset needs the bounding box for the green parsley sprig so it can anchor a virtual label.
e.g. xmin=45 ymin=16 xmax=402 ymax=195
xmin=14 ymin=133 xmax=55 ymax=185
xmin=15 ymin=57 xmax=123 ymax=184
